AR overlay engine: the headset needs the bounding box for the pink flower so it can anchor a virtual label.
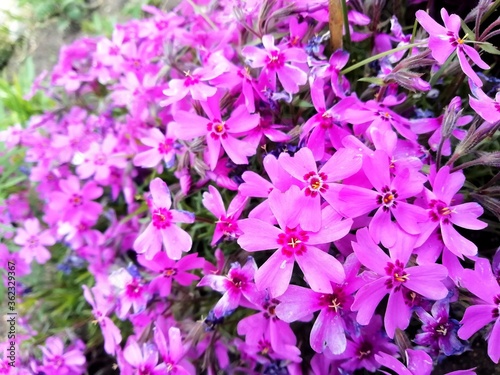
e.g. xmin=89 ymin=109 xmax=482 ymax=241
xmin=75 ymin=134 xmax=127 ymax=181
xmin=133 ymin=178 xmax=194 ymax=260
xmin=238 ymin=186 xmax=352 ymax=297
xmin=49 ymin=176 xmax=103 ymax=224
xmin=458 ymin=258 xmax=500 ymax=364
xmin=109 ymin=268 xmax=150 ymax=318
xmin=138 ymin=252 xmax=204 ymax=297
xmin=242 ymin=34 xmax=308 ymax=94
xmin=123 ymin=337 xmax=163 ymax=374
xmin=198 ymin=257 xmax=259 ymax=318
xmin=38 ymin=336 xmax=86 ymax=375
xmin=417 ymin=166 xmax=487 ymax=259
xmin=154 ymin=326 xmax=195 ymax=375
xmin=13 ymin=218 xmax=55 ymax=264
xmin=202 ymin=186 xmax=248 ymax=245
xmin=133 ymin=126 xmax=177 ymax=168
xmin=415 ymin=9 xmax=489 ymax=87
xmin=351 ymin=228 xmax=449 ymax=338
xmin=173 ymin=96 xmax=260 ymax=170
xmin=469 ymin=83 xmax=500 ymax=123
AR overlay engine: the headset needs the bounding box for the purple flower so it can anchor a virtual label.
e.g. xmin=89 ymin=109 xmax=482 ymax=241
xmin=351 ymin=228 xmax=449 ymax=338
xmin=123 ymin=337 xmax=164 ymax=375
xmin=198 ymin=257 xmax=259 ymax=318
xmin=38 ymin=336 xmax=86 ymax=375
xmin=13 ymin=217 xmax=55 ymax=264
xmin=415 ymin=301 xmax=466 ymax=356
xmin=469 ymin=82 xmax=500 ymax=123
xmin=458 ymin=258 xmax=500 ymax=363
xmin=238 ymin=186 xmax=352 ymax=297
xmin=415 ymin=9 xmax=489 ymax=87
xmin=154 ymin=326 xmax=195 ymax=374
xmin=109 ymin=267 xmax=150 ymax=318
xmin=133 ymin=178 xmax=194 ymax=260
xmin=133 ymin=126 xmax=178 ymax=168
xmin=242 ymin=34 xmax=308 ymax=94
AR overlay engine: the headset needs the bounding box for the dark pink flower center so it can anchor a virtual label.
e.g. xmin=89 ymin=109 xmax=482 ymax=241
xmin=303 ymin=171 xmax=328 ymax=197
xmin=163 ymin=268 xmax=177 ymax=278
xmin=447 ymin=31 xmax=465 ymax=47
xmin=493 ymin=295 xmax=500 ymax=318
xmin=258 ymin=339 xmax=273 ymax=355
xmin=69 ymin=194 xmax=84 ymax=207
xmin=428 ymin=199 xmax=452 ymax=223
xmin=158 ymin=139 xmax=174 ymax=154
xmin=376 ymin=185 xmax=398 ymax=211
xmin=207 ymin=120 xmax=228 ymax=139
xmin=216 ymin=215 xmax=238 ymax=237
xmin=277 ymin=227 xmax=309 ymax=257
xmin=94 ymin=153 xmax=107 ymax=165
xmin=319 ymin=290 xmax=345 ymax=313
xmin=357 ymin=341 xmax=373 ymax=359
xmin=52 ymin=355 xmax=65 ymax=368
xmin=183 ymin=72 xmax=200 ymax=87
xmin=27 ymin=236 xmax=39 ymax=248
xmin=125 ymin=279 xmax=145 ymax=298
xmin=266 ymin=50 xmax=285 ymax=70
xmin=385 ymin=260 xmax=409 ymax=290
xmin=263 ymin=298 xmax=280 ymax=320
xmin=320 ymin=111 xmax=334 ymax=129
xmin=152 ymin=208 xmax=172 ymax=229
xmin=378 ymin=111 xmax=392 ymax=121
xmin=494 ymin=102 xmax=500 ymax=113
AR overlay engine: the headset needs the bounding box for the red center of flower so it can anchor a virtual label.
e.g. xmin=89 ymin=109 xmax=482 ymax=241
xmin=376 ymin=186 xmax=398 ymax=211
xmin=152 ymin=207 xmax=172 ymax=229
xmin=277 ymin=226 xmax=309 ymax=257
xmin=183 ymin=71 xmax=200 ymax=87
xmin=69 ymin=194 xmax=84 ymax=207
xmin=207 ymin=120 xmax=228 ymax=139
xmin=378 ymin=111 xmax=392 ymax=121
xmin=163 ymin=268 xmax=177 ymax=278
xmin=303 ymin=171 xmax=328 ymax=197
xmin=428 ymin=199 xmax=452 ymax=223
xmin=158 ymin=139 xmax=174 ymax=154
xmin=319 ymin=290 xmax=346 ymax=313
xmin=357 ymin=341 xmax=373 ymax=359
xmin=266 ymin=50 xmax=285 ymax=70
xmin=125 ymin=279 xmax=144 ymax=298
xmin=263 ymin=298 xmax=280 ymax=320
xmin=385 ymin=260 xmax=409 ymax=290
xmin=217 ymin=215 xmax=238 ymax=238
xmin=320 ymin=111 xmax=335 ymax=129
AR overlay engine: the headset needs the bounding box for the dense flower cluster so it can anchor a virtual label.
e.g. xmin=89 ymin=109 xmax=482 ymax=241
xmin=1 ymin=0 xmax=500 ymax=374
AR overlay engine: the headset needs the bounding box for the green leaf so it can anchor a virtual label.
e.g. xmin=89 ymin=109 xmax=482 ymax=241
xmin=460 ymin=21 xmax=475 ymax=41
xmin=358 ymin=77 xmax=385 ymax=85
xmin=476 ymin=41 xmax=500 ymax=55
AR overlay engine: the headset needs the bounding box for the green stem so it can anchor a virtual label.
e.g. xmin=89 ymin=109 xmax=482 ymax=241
xmin=341 ymin=0 xmax=351 ymax=49
xmin=482 ymin=0 xmax=500 ymax=23
xmin=340 ymin=42 xmax=425 ymax=75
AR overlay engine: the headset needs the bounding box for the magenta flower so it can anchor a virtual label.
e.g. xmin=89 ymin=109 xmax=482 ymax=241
xmin=39 ymin=336 xmax=86 ymax=375
xmin=415 ymin=9 xmax=489 ymax=87
xmin=75 ymin=134 xmax=127 ymax=181
xmin=238 ymin=186 xmax=352 ymax=297
xmin=242 ymin=34 xmax=308 ymax=94
xmin=138 ymin=252 xmax=204 ymax=297
xmin=458 ymin=258 xmax=500 ymax=363
xmin=173 ymin=98 xmax=260 ymax=170
xmin=198 ymin=257 xmax=259 ymax=318
xmin=133 ymin=178 xmax=194 ymax=260
xmin=133 ymin=126 xmax=177 ymax=169
xmin=418 ymin=166 xmax=487 ymax=258
xmin=83 ymin=285 xmax=122 ymax=355
xmin=351 ymin=228 xmax=449 ymax=338
xmin=469 ymin=83 xmax=500 ymax=123
xmin=275 ymin=255 xmax=363 ymax=354
xmin=14 ymin=218 xmax=55 ymax=264
xmin=279 ymin=146 xmax=362 ymax=231
xmin=49 ymin=176 xmax=103 ymax=224
xmin=123 ymin=337 xmax=163 ymax=375
xmin=202 ymin=186 xmax=248 ymax=245
xmin=154 ymin=326 xmax=195 ymax=375
xmin=336 ymin=150 xmax=428 ymax=247
xmin=109 ymin=267 xmax=150 ymax=318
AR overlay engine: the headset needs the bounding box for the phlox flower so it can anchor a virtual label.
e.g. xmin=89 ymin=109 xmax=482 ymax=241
xmin=138 ymin=252 xmax=204 ymax=297
xmin=14 ymin=217 xmax=55 ymax=264
xmin=242 ymin=34 xmax=308 ymax=94
xmin=198 ymin=257 xmax=259 ymax=318
xmin=309 ymin=49 xmax=351 ymax=99
xmin=123 ymin=337 xmax=164 ymax=375
xmin=275 ymin=254 xmax=363 ymax=355
xmin=110 ymin=267 xmax=150 ymax=319
xmin=133 ymin=178 xmax=194 ymax=260
xmin=0 ymin=244 xmax=30 ymax=282
xmin=351 ymin=228 xmax=449 ymax=338
xmin=154 ymin=326 xmax=195 ymax=375
xmin=415 ymin=8 xmax=489 ymax=87
xmin=417 ymin=166 xmax=487 ymax=258
xmin=415 ymin=301 xmax=466 ymax=356
xmin=49 ymin=176 xmax=103 ymax=224
xmin=202 ymin=186 xmax=248 ymax=245
xmin=173 ymin=96 xmax=260 ymax=170
xmin=133 ymin=126 xmax=177 ymax=169
xmin=469 ymin=82 xmax=500 ymax=123
xmin=83 ymin=285 xmax=122 ymax=356
xmin=38 ymin=336 xmax=86 ymax=375
xmin=279 ymin=147 xmax=362 ymax=231
xmin=458 ymin=258 xmax=500 ymax=363
xmin=336 ymin=150 xmax=428 ymax=248
xmin=238 ymin=186 xmax=352 ymax=297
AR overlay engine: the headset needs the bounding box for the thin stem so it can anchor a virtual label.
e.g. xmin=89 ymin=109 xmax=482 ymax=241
xmin=481 ymin=0 xmax=500 ymax=23
xmin=340 ymin=42 xmax=425 ymax=75
xmin=186 ymin=0 xmax=219 ymax=30
xmin=435 ymin=139 xmax=445 ymax=169
xmin=479 ymin=18 xmax=500 ymax=40
xmin=341 ymin=0 xmax=351 ymax=49
xmin=483 ymin=28 xmax=500 ymax=41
